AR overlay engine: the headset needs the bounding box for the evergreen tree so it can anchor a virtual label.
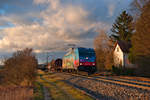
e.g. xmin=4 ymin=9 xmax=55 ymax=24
xmin=111 ymin=11 xmax=134 ymax=42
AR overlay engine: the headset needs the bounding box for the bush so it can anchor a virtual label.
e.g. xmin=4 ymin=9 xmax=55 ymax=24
xmin=2 ymin=48 xmax=38 ymax=86
xmin=112 ymin=66 xmax=121 ymax=75
xmin=112 ymin=66 xmax=135 ymax=76
xmin=134 ymin=56 xmax=150 ymax=77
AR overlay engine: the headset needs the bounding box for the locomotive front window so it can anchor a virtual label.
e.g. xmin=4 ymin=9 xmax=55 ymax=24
xmin=79 ymin=52 xmax=95 ymax=57
xmin=79 ymin=50 xmax=95 ymax=62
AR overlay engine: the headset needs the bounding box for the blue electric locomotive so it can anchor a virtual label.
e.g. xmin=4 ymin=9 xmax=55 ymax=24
xmin=62 ymin=47 xmax=96 ymax=73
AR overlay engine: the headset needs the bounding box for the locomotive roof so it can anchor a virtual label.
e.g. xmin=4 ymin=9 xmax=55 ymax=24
xmin=64 ymin=47 xmax=95 ymax=57
xmin=78 ymin=47 xmax=95 ymax=52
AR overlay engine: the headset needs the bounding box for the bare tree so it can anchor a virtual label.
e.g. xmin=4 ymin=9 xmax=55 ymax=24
xmin=131 ymin=1 xmax=150 ymax=76
xmin=94 ymin=30 xmax=114 ymax=71
xmin=130 ymin=0 xmax=150 ymax=17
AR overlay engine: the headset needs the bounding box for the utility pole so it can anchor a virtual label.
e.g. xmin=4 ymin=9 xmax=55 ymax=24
xmin=46 ymin=52 xmax=49 ymax=65
xmin=46 ymin=52 xmax=55 ymax=65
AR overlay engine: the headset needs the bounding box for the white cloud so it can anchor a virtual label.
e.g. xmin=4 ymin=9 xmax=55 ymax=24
xmin=33 ymin=0 xmax=49 ymax=4
xmin=0 ymin=0 xmax=110 ymax=53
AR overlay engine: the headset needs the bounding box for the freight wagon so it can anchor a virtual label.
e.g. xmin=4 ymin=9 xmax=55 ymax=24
xmin=54 ymin=58 xmax=62 ymax=72
xmin=62 ymin=47 xmax=96 ymax=73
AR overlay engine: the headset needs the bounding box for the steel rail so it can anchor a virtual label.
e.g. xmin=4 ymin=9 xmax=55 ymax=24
xmin=63 ymin=72 xmax=150 ymax=91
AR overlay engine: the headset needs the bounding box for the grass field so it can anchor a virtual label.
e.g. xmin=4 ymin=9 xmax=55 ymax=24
xmin=37 ymin=71 xmax=94 ymax=100
xmin=0 ymin=70 xmax=95 ymax=100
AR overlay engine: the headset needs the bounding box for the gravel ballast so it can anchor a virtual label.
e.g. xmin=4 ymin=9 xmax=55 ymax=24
xmin=56 ymin=73 xmax=150 ymax=100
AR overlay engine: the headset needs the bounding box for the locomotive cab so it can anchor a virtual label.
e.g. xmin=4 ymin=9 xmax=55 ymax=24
xmin=62 ymin=47 xmax=97 ymax=74
xmin=78 ymin=48 xmax=96 ymax=73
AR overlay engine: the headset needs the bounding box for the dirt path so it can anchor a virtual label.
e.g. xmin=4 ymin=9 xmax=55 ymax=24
xmin=43 ymin=86 xmax=51 ymax=100
xmin=40 ymin=73 xmax=94 ymax=100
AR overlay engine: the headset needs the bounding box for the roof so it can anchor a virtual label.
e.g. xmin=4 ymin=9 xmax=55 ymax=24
xmin=64 ymin=47 xmax=95 ymax=57
xmin=78 ymin=47 xmax=95 ymax=52
xmin=114 ymin=41 xmax=131 ymax=53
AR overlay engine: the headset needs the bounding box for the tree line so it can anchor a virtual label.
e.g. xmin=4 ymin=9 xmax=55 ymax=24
xmin=94 ymin=0 xmax=150 ymax=76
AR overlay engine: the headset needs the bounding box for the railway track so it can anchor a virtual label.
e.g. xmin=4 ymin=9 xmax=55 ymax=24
xmin=40 ymin=73 xmax=98 ymax=100
xmin=96 ymin=76 xmax=150 ymax=87
xmin=63 ymin=72 xmax=150 ymax=91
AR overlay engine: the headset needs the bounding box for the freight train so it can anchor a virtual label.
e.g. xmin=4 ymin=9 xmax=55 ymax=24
xmin=62 ymin=47 xmax=96 ymax=73
xmin=54 ymin=58 xmax=62 ymax=72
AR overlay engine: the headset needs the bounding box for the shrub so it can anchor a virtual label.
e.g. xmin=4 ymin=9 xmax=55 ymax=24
xmin=112 ymin=66 xmax=135 ymax=76
xmin=2 ymin=48 xmax=38 ymax=86
xmin=134 ymin=56 xmax=150 ymax=77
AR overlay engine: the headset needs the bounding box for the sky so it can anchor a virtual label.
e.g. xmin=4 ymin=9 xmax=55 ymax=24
xmin=0 ymin=0 xmax=132 ymax=64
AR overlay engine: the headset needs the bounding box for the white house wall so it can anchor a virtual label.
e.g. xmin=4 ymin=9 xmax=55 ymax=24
xmin=114 ymin=44 xmax=124 ymax=67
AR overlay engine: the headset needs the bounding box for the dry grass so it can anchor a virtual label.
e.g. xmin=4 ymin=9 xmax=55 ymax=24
xmin=0 ymin=86 xmax=33 ymax=100
xmin=42 ymin=74 xmax=94 ymax=100
xmin=36 ymin=71 xmax=94 ymax=100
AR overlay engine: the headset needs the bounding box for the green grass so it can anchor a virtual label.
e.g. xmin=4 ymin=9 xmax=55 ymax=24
xmin=33 ymin=82 xmax=44 ymax=100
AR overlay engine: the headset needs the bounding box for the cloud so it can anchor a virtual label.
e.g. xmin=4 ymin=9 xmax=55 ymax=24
xmin=108 ymin=3 xmax=115 ymax=17
xmin=0 ymin=0 xmax=132 ymax=64
xmin=0 ymin=0 xmax=111 ymax=53
xmin=33 ymin=0 xmax=48 ymax=4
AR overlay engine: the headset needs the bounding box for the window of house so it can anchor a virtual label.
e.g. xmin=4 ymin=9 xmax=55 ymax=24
xmin=117 ymin=47 xmax=119 ymax=52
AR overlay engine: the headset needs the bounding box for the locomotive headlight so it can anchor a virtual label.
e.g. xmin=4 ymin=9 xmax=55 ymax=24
xmin=92 ymin=63 xmax=95 ymax=65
